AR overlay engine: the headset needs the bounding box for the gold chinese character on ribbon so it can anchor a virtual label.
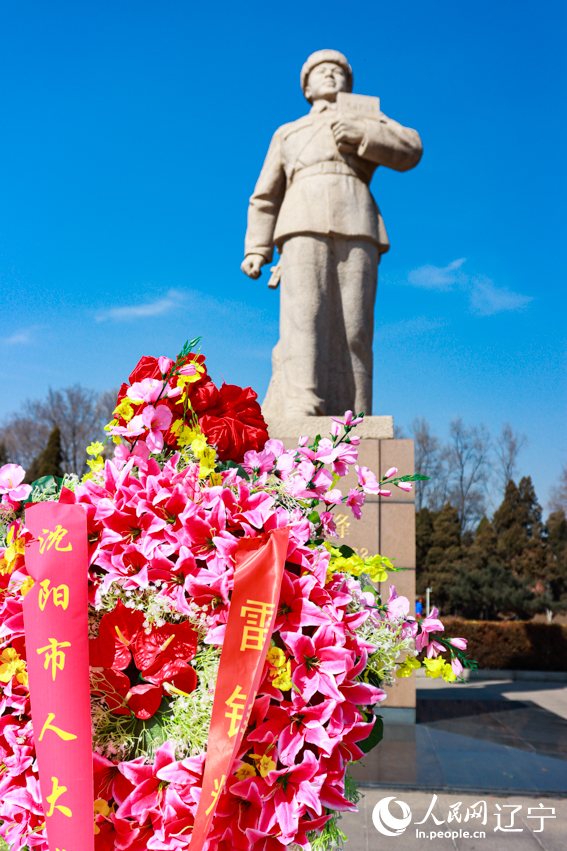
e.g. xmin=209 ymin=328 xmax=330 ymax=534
xmin=224 ymin=685 xmax=248 ymax=737
xmin=205 ymin=774 xmax=226 ymax=816
xmin=240 ymin=599 xmax=275 ymax=651
xmin=38 ymin=526 xmax=73 ymax=554
xmin=38 ymin=712 xmax=77 ymax=743
xmin=38 ymin=580 xmax=70 ymax=612
xmin=45 ymin=776 xmax=72 ymax=818
xmin=37 ymin=639 xmax=71 ymax=680
xmin=334 ymin=513 xmax=351 ymax=538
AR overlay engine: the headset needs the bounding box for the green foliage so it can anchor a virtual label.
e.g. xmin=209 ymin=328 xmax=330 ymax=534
xmin=419 ymin=503 xmax=461 ymax=610
xmin=357 ymin=713 xmax=384 ymax=753
xmin=36 ymin=426 xmax=65 ymax=479
xmin=416 ymin=478 xmax=565 ymax=618
xmin=493 ymin=477 xmax=546 ymax=580
xmin=446 ymin=561 xmax=542 ymax=620
xmin=415 ymin=507 xmax=437 ymax=592
xmin=546 ymin=509 xmax=567 ymax=609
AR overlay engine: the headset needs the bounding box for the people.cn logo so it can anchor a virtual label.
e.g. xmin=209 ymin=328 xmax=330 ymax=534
xmin=372 ymin=796 xmax=413 ymax=836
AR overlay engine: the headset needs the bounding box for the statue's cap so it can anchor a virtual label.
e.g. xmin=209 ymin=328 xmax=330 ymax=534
xmin=300 ymin=50 xmax=353 ymax=101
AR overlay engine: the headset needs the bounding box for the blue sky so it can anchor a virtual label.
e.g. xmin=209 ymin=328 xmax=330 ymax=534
xmin=1 ymin=0 xmax=565 ymax=510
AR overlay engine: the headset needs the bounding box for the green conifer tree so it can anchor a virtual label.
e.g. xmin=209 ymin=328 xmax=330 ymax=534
xmin=422 ymin=503 xmax=462 ymax=612
xmin=493 ymin=477 xmax=546 ymax=582
xmin=36 ymin=427 xmax=65 ymax=480
xmin=415 ymin=507 xmax=438 ymax=594
xmin=545 ymin=509 xmax=567 ymax=610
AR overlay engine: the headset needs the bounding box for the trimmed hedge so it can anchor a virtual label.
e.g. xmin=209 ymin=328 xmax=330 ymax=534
xmin=442 ymin=618 xmax=567 ymax=671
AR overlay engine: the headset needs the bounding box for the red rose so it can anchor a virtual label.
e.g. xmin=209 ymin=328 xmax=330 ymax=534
xmin=190 ymin=378 xmax=219 ymax=412
xmin=199 ymin=383 xmax=269 ymax=463
xmin=128 ymin=355 xmax=162 ymax=385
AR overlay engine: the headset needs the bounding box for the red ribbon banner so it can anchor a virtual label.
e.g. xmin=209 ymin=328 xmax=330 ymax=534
xmin=189 ymin=526 xmax=290 ymax=851
xmin=23 ymin=502 xmax=94 ymax=851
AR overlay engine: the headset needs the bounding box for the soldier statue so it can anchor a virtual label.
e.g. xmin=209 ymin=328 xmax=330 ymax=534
xmin=241 ymin=49 xmax=422 ymax=419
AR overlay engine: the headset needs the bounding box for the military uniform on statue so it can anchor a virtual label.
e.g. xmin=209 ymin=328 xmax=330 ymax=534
xmin=241 ymin=48 xmax=422 ymax=419
xmin=241 ymin=49 xmax=422 ymax=728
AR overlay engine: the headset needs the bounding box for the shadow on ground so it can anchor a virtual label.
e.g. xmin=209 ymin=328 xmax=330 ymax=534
xmin=350 ymin=680 xmax=567 ymax=794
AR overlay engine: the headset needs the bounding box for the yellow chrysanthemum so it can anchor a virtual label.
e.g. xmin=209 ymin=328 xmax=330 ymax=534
xmin=0 ymin=647 xmax=27 ymax=685
xmin=252 ymin=753 xmax=276 ymax=778
xmin=267 ymin=646 xmax=286 ymax=668
xmin=0 ymin=526 xmax=25 ymax=575
xmin=94 ymin=799 xmax=111 ymax=817
xmin=114 ymin=400 xmax=136 ymax=421
xmin=234 ymin=763 xmax=256 ymax=781
xmin=20 ymin=576 xmax=35 ymax=597
xmin=270 ymin=660 xmax=292 ymax=690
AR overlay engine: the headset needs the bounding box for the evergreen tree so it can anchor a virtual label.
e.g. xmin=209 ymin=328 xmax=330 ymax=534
xmin=545 ymin=509 xmax=567 ymax=610
xmin=493 ymin=477 xmax=547 ymax=582
xmin=446 ymin=561 xmax=541 ymax=620
xmin=0 ymin=443 xmax=8 ymax=466
xmin=422 ymin=503 xmax=462 ymax=612
xmin=23 ymin=455 xmax=42 ymax=485
xmin=415 ymin=507 xmax=437 ymax=593
xmin=36 ymin=427 xmax=65 ymax=480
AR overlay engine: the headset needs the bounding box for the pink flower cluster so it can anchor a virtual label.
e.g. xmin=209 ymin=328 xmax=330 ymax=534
xmin=0 ymin=394 xmax=469 ymax=850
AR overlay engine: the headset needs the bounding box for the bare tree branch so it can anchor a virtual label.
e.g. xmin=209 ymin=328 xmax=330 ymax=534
xmin=446 ymin=417 xmax=491 ymax=531
xmin=409 ymin=417 xmax=447 ymax=512
xmin=548 ymin=463 xmax=567 ymax=514
xmin=0 ymin=386 xmax=118 ymax=476
xmin=494 ymin=422 xmax=527 ymax=494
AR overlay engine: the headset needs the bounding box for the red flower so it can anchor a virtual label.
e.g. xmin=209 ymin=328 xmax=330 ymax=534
xmin=89 ymin=601 xmax=198 ymax=719
xmin=199 ymin=383 xmax=269 ymax=463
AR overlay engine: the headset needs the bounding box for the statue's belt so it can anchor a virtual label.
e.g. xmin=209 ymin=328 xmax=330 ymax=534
xmin=288 ymin=160 xmax=367 ymax=185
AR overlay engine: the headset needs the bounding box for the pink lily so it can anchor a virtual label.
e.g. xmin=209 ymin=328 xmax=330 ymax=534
xmin=397 ymin=481 xmax=413 ymax=492
xmin=384 ymin=467 xmax=398 ymax=478
xmin=242 ymin=448 xmax=276 ymax=475
xmin=142 ymin=404 xmax=173 ymax=452
xmin=284 ymin=626 xmax=351 ymax=701
xmin=0 ymin=465 xmax=31 ymax=502
xmin=347 ymin=489 xmax=365 ymax=519
xmin=450 ymin=637 xmax=468 ymax=650
xmin=249 ymin=698 xmax=336 ymax=765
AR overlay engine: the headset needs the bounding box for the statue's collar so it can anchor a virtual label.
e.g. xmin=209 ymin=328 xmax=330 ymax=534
xmin=309 ymin=100 xmax=338 ymax=114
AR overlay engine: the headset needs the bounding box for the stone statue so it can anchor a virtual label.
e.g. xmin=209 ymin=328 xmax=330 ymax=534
xmin=241 ymin=49 xmax=422 ymax=419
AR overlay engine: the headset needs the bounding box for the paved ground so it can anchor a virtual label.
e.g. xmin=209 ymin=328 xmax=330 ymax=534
xmin=341 ymin=787 xmax=567 ymax=851
xmin=343 ymin=679 xmax=567 ymax=847
xmin=350 ymin=678 xmax=567 ymax=795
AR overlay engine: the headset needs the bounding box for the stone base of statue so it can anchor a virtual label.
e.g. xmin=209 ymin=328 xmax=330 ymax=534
xmin=264 ymin=415 xmax=417 ymax=731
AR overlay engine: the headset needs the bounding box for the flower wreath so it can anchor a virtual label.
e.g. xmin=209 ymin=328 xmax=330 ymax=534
xmin=0 ymin=341 xmax=473 ymax=851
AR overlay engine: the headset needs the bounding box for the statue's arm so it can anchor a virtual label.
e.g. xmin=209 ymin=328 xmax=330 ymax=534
xmin=357 ymin=114 xmax=423 ymax=172
xmin=244 ymin=129 xmax=286 ymax=267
